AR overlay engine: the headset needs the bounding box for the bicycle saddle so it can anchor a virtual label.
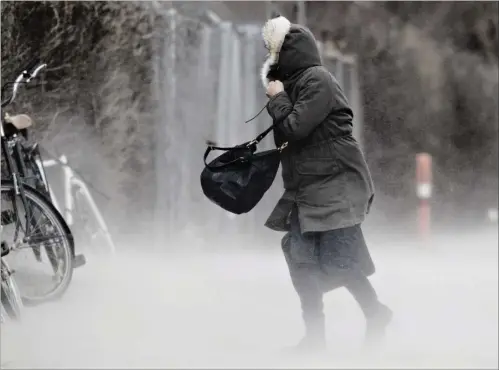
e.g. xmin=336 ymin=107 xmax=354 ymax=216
xmin=4 ymin=113 xmax=33 ymax=130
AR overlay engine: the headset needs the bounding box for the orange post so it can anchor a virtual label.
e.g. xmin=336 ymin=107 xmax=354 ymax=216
xmin=416 ymin=153 xmax=432 ymax=242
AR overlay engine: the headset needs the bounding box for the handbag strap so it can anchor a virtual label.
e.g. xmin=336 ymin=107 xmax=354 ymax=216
xmin=204 ymin=122 xmax=285 ymax=170
xmin=204 ymin=101 xmax=289 ymax=170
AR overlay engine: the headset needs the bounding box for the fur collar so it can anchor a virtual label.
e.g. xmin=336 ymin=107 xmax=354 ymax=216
xmin=260 ymin=16 xmax=291 ymax=89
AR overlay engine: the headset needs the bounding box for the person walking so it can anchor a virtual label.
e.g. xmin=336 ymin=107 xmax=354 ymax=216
xmin=261 ymin=15 xmax=392 ymax=352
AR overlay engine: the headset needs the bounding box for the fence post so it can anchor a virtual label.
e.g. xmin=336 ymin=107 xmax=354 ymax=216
xmin=215 ymin=22 xmax=232 ymax=147
xmin=167 ymin=8 xmax=178 ymax=233
xmin=416 ymin=153 xmax=433 ymax=243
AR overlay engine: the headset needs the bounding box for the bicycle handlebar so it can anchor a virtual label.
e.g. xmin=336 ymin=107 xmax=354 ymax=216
xmin=23 ymin=58 xmax=41 ymax=76
xmin=29 ymin=64 xmax=47 ymax=80
xmin=1 ymin=59 xmax=47 ymax=108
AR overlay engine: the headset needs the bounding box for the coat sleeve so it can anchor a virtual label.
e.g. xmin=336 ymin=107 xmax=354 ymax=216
xmin=266 ymin=68 xmax=335 ymax=142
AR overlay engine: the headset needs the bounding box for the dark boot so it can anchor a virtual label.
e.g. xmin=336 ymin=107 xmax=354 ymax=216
xmin=284 ymin=314 xmax=327 ymax=353
xmin=364 ymin=303 xmax=393 ymax=349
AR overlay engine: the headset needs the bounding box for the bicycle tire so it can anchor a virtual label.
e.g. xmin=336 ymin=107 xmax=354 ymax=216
xmin=11 ymin=143 xmax=76 ymax=266
xmin=72 ymin=188 xmax=115 ymax=254
xmin=1 ymin=258 xmax=23 ymax=320
xmin=1 ymin=181 xmax=74 ymax=306
xmin=24 ymin=148 xmax=50 ymax=197
xmin=71 ymin=189 xmax=93 ymax=250
xmin=25 ymin=155 xmax=77 ymax=261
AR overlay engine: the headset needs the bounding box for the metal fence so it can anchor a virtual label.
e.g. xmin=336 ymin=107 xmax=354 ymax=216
xmin=152 ymin=9 xmax=362 ymax=245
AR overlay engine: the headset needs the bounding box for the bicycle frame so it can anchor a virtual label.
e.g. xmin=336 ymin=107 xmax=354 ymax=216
xmin=39 ymin=156 xmax=116 ymax=254
xmin=1 ymin=59 xmax=48 ymax=244
xmin=1 ymin=124 xmax=34 ymax=240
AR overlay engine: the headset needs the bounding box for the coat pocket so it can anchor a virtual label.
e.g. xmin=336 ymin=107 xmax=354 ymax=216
xmin=296 ymin=158 xmax=340 ymax=176
xmin=295 ymin=139 xmax=341 ymax=176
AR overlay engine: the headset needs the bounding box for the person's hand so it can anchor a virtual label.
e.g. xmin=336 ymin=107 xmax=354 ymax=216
xmin=266 ymin=80 xmax=284 ymax=98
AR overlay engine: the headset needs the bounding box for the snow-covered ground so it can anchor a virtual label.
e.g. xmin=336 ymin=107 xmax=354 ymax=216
xmin=1 ymin=230 xmax=498 ymax=369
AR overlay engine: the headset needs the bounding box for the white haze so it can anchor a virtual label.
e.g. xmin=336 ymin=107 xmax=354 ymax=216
xmin=1 ymin=228 xmax=498 ymax=369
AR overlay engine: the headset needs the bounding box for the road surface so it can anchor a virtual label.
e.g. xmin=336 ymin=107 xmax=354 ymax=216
xmin=1 ymin=230 xmax=498 ymax=368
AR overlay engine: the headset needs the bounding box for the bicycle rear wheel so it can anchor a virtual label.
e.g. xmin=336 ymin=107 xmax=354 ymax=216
xmin=73 ymin=188 xmax=115 ymax=255
xmin=1 ymin=181 xmax=74 ymax=306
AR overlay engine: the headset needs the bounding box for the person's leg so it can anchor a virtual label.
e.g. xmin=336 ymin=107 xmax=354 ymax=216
xmin=318 ymin=225 xmax=392 ymax=345
xmin=281 ymin=209 xmax=325 ymax=350
xmin=344 ymin=274 xmax=379 ymax=317
xmin=344 ymin=274 xmax=392 ymax=346
xmin=318 ymin=225 xmax=379 ymax=312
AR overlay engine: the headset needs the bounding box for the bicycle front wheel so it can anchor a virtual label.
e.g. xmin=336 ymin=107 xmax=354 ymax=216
xmin=1 ymin=258 xmax=23 ymax=320
xmin=1 ymin=181 xmax=74 ymax=306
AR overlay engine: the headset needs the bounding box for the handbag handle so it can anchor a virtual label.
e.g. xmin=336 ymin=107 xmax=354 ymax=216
xmin=203 ymin=141 xmax=256 ymax=170
xmin=203 ymin=139 xmax=288 ymax=171
xmin=203 ymin=105 xmax=288 ymax=170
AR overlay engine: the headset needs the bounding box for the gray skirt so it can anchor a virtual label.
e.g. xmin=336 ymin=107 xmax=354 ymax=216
xmin=281 ymin=207 xmax=375 ymax=293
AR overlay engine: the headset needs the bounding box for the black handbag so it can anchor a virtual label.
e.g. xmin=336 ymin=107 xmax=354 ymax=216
xmin=200 ymin=124 xmax=287 ymax=215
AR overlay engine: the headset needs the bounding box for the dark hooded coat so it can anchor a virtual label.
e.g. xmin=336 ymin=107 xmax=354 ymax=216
xmin=263 ymin=25 xmax=375 ymax=236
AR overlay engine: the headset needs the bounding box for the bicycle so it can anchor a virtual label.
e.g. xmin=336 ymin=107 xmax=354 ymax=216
xmin=1 ymin=58 xmax=77 ymax=305
xmin=41 ymin=155 xmax=116 ymax=255
xmin=3 ymin=116 xmax=87 ymax=267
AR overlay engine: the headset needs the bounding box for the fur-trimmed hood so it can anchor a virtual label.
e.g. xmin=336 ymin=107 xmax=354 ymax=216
xmin=261 ymin=16 xmax=322 ymax=89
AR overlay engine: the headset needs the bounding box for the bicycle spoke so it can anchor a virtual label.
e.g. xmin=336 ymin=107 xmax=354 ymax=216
xmin=2 ymin=182 xmax=73 ymax=304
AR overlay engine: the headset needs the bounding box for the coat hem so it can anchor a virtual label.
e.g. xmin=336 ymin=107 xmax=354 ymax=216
xmin=265 ymin=213 xmax=366 ymax=234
